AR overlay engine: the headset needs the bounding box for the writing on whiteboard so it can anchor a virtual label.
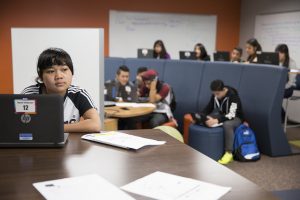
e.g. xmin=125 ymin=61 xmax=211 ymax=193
xmin=255 ymin=11 xmax=300 ymax=67
xmin=109 ymin=10 xmax=217 ymax=59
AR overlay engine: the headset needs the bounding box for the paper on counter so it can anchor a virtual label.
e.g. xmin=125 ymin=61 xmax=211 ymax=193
xmin=115 ymin=102 xmax=155 ymax=108
xmin=121 ymin=171 xmax=231 ymax=200
xmin=82 ymin=131 xmax=165 ymax=150
xmin=211 ymin=123 xmax=223 ymax=128
xmin=33 ymin=174 xmax=135 ymax=200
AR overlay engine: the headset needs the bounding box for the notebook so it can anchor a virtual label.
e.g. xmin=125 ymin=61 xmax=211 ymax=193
xmin=81 ymin=131 xmax=165 ymax=150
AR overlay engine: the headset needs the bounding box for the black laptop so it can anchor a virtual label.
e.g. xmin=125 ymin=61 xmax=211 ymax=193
xmin=104 ymin=82 xmax=138 ymax=102
xmin=0 ymin=94 xmax=68 ymax=147
xmin=179 ymin=51 xmax=197 ymax=60
xmin=257 ymin=52 xmax=279 ymax=65
xmin=213 ymin=51 xmax=230 ymax=62
xmin=137 ymin=48 xmax=154 ymax=59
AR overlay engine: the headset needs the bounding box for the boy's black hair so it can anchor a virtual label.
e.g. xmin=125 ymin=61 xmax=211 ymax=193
xmin=117 ymin=65 xmax=130 ymax=75
xmin=234 ymin=47 xmax=243 ymax=56
xmin=210 ymin=80 xmax=225 ymax=91
xmin=137 ymin=66 xmax=148 ymax=75
xmin=37 ymin=48 xmax=74 ymax=79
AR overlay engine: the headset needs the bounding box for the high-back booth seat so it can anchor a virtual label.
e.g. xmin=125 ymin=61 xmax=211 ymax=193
xmin=105 ymin=57 xmax=291 ymax=157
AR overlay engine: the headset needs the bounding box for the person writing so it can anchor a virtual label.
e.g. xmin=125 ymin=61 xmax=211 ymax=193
xmin=190 ymin=80 xmax=244 ymax=164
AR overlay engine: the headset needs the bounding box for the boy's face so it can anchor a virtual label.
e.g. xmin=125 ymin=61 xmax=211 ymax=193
xmin=116 ymin=70 xmax=129 ymax=86
xmin=212 ymin=89 xmax=226 ymax=100
xmin=231 ymin=49 xmax=241 ymax=61
xmin=144 ymin=80 xmax=152 ymax=89
xmin=41 ymin=65 xmax=73 ymax=95
xmin=136 ymin=71 xmax=146 ymax=81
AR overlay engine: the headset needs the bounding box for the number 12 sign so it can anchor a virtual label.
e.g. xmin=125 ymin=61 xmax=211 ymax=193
xmin=14 ymin=99 xmax=36 ymax=114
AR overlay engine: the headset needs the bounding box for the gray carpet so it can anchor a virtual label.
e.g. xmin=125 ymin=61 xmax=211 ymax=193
xmin=272 ymin=189 xmax=300 ymax=200
xmin=226 ymin=127 xmax=300 ymax=191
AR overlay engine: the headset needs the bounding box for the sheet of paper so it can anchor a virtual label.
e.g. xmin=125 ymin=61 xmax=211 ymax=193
xmin=121 ymin=171 xmax=231 ymax=200
xmin=33 ymin=174 xmax=135 ymax=200
xmin=82 ymin=132 xmax=166 ymax=150
xmin=131 ymin=103 xmax=156 ymax=108
xmin=115 ymin=102 xmax=155 ymax=108
xmin=211 ymin=123 xmax=223 ymax=128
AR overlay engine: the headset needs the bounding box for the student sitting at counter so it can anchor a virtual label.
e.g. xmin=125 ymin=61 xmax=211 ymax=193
xmin=105 ymin=65 xmax=138 ymax=102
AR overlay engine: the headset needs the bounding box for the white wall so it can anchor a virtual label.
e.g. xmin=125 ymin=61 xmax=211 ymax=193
xmin=254 ymin=11 xmax=300 ymax=66
xmin=11 ymin=28 xmax=104 ymax=125
xmin=109 ymin=10 xmax=217 ymax=59
xmin=239 ymin=1 xmax=300 ymax=122
xmin=239 ymin=0 xmax=300 ymax=55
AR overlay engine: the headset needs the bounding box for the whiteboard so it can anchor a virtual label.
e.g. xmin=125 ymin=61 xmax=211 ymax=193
xmin=11 ymin=28 xmax=104 ymax=124
xmin=255 ymin=11 xmax=300 ymax=66
xmin=109 ymin=10 xmax=217 ymax=59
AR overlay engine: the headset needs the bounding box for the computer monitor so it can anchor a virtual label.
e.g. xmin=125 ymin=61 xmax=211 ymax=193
xmin=137 ymin=48 xmax=154 ymax=59
xmin=257 ymin=52 xmax=279 ymax=65
xmin=213 ymin=51 xmax=230 ymax=62
xmin=179 ymin=51 xmax=197 ymax=60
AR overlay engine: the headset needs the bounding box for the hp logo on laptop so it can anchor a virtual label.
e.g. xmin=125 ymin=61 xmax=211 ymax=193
xmin=142 ymin=49 xmax=148 ymax=56
xmin=184 ymin=51 xmax=191 ymax=58
xmin=21 ymin=114 xmax=31 ymax=124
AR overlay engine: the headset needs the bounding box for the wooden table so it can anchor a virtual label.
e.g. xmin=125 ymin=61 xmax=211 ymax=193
xmin=104 ymin=104 xmax=155 ymax=118
xmin=0 ymin=129 xmax=278 ymax=200
xmin=103 ymin=118 xmax=118 ymax=131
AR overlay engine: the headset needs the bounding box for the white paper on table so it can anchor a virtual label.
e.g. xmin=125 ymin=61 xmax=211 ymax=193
xmin=121 ymin=171 xmax=231 ymax=200
xmin=81 ymin=132 xmax=166 ymax=150
xmin=33 ymin=174 xmax=135 ymax=200
xmin=115 ymin=102 xmax=155 ymax=108
xmin=132 ymin=103 xmax=156 ymax=108
xmin=290 ymin=69 xmax=300 ymax=73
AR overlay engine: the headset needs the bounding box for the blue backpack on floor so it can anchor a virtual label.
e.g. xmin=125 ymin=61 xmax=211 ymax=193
xmin=233 ymin=124 xmax=260 ymax=162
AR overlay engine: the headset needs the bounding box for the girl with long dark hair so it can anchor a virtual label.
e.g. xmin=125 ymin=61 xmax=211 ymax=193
xmin=153 ymin=40 xmax=171 ymax=59
xmin=245 ymin=38 xmax=262 ymax=63
xmin=194 ymin=43 xmax=211 ymax=61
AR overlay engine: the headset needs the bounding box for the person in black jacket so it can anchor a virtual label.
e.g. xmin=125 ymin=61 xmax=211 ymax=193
xmin=105 ymin=65 xmax=138 ymax=102
xmin=191 ymin=80 xmax=244 ymax=164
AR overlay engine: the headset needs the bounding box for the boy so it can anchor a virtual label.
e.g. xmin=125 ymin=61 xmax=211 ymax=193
xmin=105 ymin=65 xmax=138 ymax=102
xmin=139 ymin=70 xmax=174 ymax=128
xmin=22 ymin=48 xmax=101 ymax=133
xmin=120 ymin=69 xmax=174 ymax=130
xmin=192 ymin=80 xmax=244 ymax=164
xmin=230 ymin=47 xmax=243 ymax=63
xmin=134 ymin=66 xmax=148 ymax=97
